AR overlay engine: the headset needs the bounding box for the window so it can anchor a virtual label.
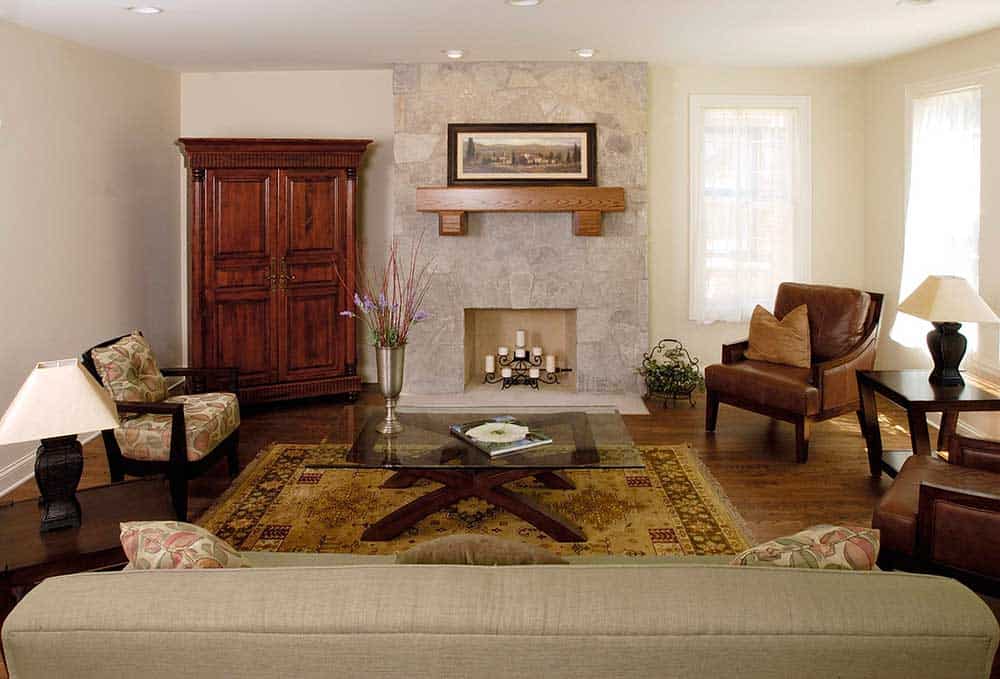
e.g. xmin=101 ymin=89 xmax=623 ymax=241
xmin=892 ymin=87 xmax=982 ymax=352
xmin=689 ymin=95 xmax=811 ymax=323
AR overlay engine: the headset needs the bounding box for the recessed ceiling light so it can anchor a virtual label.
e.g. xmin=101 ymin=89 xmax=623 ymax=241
xmin=507 ymin=0 xmax=542 ymax=6
xmin=573 ymin=48 xmax=596 ymax=59
xmin=126 ymin=6 xmax=163 ymax=14
xmin=443 ymin=49 xmax=465 ymax=59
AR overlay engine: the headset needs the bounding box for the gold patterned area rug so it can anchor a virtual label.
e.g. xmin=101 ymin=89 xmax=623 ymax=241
xmin=198 ymin=443 xmax=752 ymax=558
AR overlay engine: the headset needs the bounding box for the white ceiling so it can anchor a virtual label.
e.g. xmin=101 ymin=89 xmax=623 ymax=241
xmin=4 ymin=0 xmax=1000 ymax=71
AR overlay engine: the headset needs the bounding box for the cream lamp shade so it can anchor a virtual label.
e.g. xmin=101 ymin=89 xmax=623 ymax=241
xmin=0 ymin=359 xmax=120 ymax=445
xmin=897 ymin=275 xmax=1000 ymax=324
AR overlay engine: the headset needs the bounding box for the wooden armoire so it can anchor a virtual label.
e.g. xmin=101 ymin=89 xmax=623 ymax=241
xmin=177 ymin=138 xmax=372 ymax=404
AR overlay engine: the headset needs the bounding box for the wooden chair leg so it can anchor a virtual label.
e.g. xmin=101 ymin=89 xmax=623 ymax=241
xmin=168 ymin=469 xmax=188 ymax=521
xmin=226 ymin=429 xmax=240 ymax=478
xmin=794 ymin=417 xmax=811 ymax=464
xmin=705 ymin=390 xmax=720 ymax=432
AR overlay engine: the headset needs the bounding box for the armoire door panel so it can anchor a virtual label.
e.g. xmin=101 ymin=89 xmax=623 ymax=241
xmin=282 ymin=170 xmax=342 ymax=255
xmin=280 ymin=289 xmax=344 ymax=378
xmin=213 ymin=295 xmax=275 ymax=386
xmin=210 ymin=171 xmax=274 ymax=257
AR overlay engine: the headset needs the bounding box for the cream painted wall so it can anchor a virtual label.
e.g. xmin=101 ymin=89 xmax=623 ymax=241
xmin=179 ymin=70 xmax=394 ymax=382
xmin=647 ymin=64 xmax=868 ymax=366
xmin=0 ymin=21 xmax=180 ymax=492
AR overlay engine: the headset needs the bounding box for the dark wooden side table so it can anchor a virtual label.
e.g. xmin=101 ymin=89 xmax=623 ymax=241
xmin=0 ymin=478 xmax=174 ymax=627
xmin=857 ymin=370 xmax=1000 ymax=478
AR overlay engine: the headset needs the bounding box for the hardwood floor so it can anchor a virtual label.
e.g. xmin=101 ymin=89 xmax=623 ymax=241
xmin=5 ymin=388 xmax=909 ymax=541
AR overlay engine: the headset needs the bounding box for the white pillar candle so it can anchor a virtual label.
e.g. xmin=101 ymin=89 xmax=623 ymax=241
xmin=497 ymin=346 xmax=509 ymax=357
xmin=515 ymin=330 xmax=526 ymax=348
xmin=514 ymin=348 xmax=526 ymax=359
xmin=532 ymin=346 xmax=543 ymax=357
xmin=545 ymin=355 xmax=556 ymax=373
xmin=485 ymin=354 xmax=495 ymax=374
xmin=501 ymin=367 xmax=512 ymax=379
xmin=529 ymin=367 xmax=540 ymax=379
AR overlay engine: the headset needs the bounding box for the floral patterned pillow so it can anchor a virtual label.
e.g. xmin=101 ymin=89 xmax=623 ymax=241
xmin=731 ymin=525 xmax=879 ymax=570
xmin=120 ymin=521 xmax=248 ymax=569
xmin=91 ymin=332 xmax=167 ymax=403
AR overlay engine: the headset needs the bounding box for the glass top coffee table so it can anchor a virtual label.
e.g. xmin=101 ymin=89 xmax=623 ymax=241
xmin=315 ymin=409 xmax=643 ymax=542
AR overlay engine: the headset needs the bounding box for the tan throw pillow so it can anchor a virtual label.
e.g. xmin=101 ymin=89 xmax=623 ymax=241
xmin=120 ymin=521 xmax=248 ymax=569
xmin=744 ymin=304 xmax=811 ymax=368
xmin=396 ymin=535 xmax=567 ymax=566
xmin=731 ymin=525 xmax=880 ymax=570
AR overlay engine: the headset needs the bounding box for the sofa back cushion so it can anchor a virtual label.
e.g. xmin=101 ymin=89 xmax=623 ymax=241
xmin=90 ymin=332 xmax=167 ymax=403
xmin=774 ymin=283 xmax=871 ymax=362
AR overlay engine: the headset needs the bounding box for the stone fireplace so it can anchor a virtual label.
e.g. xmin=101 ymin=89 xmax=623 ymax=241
xmin=392 ymin=62 xmax=648 ymax=395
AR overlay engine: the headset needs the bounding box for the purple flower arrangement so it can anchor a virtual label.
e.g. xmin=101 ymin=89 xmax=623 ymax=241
xmin=339 ymin=234 xmax=433 ymax=348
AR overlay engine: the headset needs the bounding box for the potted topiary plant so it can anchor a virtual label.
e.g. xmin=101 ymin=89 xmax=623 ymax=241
xmin=637 ymin=339 xmax=705 ymax=408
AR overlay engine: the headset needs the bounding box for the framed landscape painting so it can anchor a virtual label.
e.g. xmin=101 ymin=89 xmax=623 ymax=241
xmin=447 ymin=123 xmax=597 ymax=186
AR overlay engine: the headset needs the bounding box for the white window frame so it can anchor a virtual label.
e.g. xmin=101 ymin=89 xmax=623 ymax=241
xmin=688 ymin=94 xmax=812 ymax=323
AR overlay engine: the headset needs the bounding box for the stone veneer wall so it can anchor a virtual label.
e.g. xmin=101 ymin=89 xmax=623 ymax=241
xmin=393 ymin=62 xmax=648 ymax=394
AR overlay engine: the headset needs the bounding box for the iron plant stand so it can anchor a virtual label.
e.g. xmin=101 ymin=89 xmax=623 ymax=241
xmin=484 ymin=352 xmax=572 ymax=390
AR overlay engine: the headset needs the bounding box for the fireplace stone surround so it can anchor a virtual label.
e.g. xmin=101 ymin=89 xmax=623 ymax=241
xmin=392 ymin=62 xmax=648 ymax=394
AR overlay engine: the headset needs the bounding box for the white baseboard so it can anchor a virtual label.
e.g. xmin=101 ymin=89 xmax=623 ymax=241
xmin=0 ymin=432 xmax=100 ymax=498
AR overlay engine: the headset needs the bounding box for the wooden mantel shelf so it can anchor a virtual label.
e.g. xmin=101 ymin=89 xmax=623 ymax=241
xmin=416 ymin=186 xmax=626 ymax=236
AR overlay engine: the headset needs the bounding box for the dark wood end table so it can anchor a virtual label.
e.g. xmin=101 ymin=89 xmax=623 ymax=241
xmin=0 ymin=478 xmax=175 ymax=626
xmin=857 ymin=370 xmax=1000 ymax=478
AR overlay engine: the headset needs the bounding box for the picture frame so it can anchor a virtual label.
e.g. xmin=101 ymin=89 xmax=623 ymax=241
xmin=447 ymin=123 xmax=597 ymax=186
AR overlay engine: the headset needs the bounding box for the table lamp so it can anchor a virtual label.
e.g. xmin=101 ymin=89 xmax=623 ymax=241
xmin=0 ymin=359 xmax=119 ymax=531
xmin=896 ymin=275 xmax=1000 ymax=386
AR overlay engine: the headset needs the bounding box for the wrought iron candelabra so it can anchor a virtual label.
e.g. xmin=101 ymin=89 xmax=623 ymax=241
xmin=482 ymin=329 xmax=572 ymax=390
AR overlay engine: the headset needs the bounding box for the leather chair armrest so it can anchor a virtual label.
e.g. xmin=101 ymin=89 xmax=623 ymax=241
xmin=811 ymin=334 xmax=878 ymax=414
xmin=161 ymin=367 xmax=239 ymax=394
xmin=949 ymin=435 xmax=1000 ymax=473
xmin=722 ymin=340 xmax=749 ymax=365
xmin=917 ymin=481 xmax=1000 ymax=593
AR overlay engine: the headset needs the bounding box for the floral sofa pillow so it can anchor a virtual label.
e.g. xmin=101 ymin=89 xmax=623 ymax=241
xmin=731 ymin=525 xmax=879 ymax=570
xmin=91 ymin=331 xmax=168 ymax=403
xmin=120 ymin=521 xmax=248 ymax=569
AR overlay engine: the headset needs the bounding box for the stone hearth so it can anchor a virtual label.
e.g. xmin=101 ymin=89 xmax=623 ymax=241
xmin=393 ymin=62 xmax=648 ymax=394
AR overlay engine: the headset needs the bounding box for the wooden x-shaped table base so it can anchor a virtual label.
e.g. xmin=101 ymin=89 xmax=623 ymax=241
xmin=362 ymin=468 xmax=586 ymax=542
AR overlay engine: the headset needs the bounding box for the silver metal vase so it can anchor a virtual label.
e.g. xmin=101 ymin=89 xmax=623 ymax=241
xmin=375 ymin=345 xmax=405 ymax=435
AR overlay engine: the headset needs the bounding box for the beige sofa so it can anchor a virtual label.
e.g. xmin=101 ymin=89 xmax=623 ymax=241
xmin=3 ymin=553 xmax=998 ymax=679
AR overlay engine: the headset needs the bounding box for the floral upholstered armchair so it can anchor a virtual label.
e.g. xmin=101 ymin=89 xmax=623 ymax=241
xmin=82 ymin=331 xmax=240 ymax=520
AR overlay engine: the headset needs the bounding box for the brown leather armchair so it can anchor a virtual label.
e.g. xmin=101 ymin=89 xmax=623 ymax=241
xmin=704 ymin=283 xmax=884 ymax=463
xmin=873 ymin=435 xmax=1000 ymax=597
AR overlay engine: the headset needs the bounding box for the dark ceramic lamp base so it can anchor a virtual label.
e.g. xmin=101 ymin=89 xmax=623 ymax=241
xmin=927 ymin=322 xmax=967 ymax=387
xmin=35 ymin=435 xmax=84 ymax=532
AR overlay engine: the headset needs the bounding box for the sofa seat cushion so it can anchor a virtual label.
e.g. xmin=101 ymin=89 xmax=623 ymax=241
xmin=873 ymin=455 xmax=1000 ymax=557
xmin=114 ymin=392 xmax=240 ymax=462
xmin=705 ymin=360 xmax=819 ymax=415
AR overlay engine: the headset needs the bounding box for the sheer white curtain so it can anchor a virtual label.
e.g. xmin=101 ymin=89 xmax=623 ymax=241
xmin=892 ymin=87 xmax=982 ymax=349
xmin=690 ymin=100 xmax=810 ymax=323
